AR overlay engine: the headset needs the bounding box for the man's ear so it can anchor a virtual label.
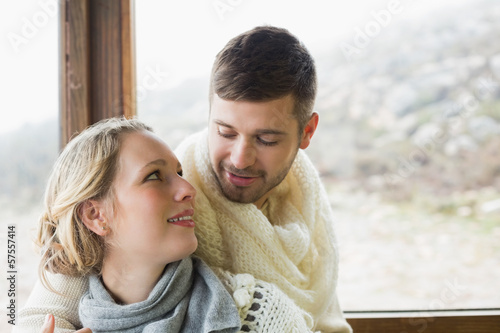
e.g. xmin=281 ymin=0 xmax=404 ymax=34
xmin=79 ymin=200 xmax=109 ymax=236
xmin=299 ymin=112 xmax=319 ymax=149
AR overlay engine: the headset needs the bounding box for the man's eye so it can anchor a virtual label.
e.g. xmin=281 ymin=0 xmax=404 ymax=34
xmin=146 ymin=171 xmax=161 ymax=181
xmin=217 ymin=128 xmax=235 ymax=138
xmin=258 ymin=137 xmax=278 ymax=146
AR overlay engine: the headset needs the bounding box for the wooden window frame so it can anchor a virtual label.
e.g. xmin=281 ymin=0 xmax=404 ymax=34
xmin=60 ymin=0 xmax=136 ymax=147
xmin=346 ymin=309 xmax=500 ymax=332
xmin=59 ymin=1 xmax=500 ymax=331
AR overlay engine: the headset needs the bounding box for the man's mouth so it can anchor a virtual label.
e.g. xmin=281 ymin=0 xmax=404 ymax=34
xmin=226 ymin=171 xmax=258 ymax=187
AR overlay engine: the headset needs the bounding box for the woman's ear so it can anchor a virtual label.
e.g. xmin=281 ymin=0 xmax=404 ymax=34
xmin=79 ymin=200 xmax=109 ymax=236
xmin=299 ymin=112 xmax=319 ymax=149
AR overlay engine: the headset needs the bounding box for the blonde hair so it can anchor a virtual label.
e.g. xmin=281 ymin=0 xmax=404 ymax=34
xmin=36 ymin=117 xmax=152 ymax=290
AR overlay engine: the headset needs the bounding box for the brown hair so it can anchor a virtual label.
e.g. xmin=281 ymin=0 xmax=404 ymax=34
xmin=209 ymin=26 xmax=317 ymax=134
xmin=36 ymin=117 xmax=152 ymax=290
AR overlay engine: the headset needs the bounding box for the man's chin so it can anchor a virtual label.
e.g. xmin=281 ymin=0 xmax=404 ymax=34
xmin=220 ymin=184 xmax=262 ymax=204
xmin=213 ymin=169 xmax=267 ymax=204
xmin=222 ymin=190 xmax=254 ymax=204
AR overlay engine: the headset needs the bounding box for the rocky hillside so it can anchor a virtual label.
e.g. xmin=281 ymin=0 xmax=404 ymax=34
xmin=2 ymin=0 xmax=499 ymax=209
xmin=307 ymin=0 xmax=500 ymax=204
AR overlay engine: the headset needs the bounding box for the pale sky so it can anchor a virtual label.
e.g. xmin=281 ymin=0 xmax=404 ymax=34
xmin=0 ymin=0 xmax=476 ymax=134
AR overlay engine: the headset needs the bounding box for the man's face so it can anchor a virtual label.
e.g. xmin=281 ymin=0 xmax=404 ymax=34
xmin=208 ymin=94 xmax=310 ymax=208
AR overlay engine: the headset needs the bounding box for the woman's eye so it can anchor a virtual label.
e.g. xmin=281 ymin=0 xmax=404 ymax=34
xmin=146 ymin=171 xmax=161 ymax=181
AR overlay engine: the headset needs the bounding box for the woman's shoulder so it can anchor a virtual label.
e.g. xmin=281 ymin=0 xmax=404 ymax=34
xmin=16 ymin=274 xmax=88 ymax=332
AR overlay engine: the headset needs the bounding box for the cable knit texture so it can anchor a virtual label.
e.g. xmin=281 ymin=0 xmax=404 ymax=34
xmin=215 ymin=269 xmax=315 ymax=332
xmin=175 ymin=130 xmax=352 ymax=333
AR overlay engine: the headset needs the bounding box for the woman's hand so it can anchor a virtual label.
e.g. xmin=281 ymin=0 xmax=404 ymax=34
xmin=41 ymin=314 xmax=92 ymax=333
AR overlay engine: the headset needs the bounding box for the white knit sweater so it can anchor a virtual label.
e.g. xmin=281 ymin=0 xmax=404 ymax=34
xmin=175 ymin=130 xmax=351 ymax=333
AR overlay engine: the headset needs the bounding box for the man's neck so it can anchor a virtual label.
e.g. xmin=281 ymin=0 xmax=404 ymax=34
xmin=100 ymin=255 xmax=165 ymax=305
xmin=253 ymin=189 xmax=274 ymax=210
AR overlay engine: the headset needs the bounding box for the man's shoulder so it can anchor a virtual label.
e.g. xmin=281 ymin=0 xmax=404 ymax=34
xmin=174 ymin=128 xmax=207 ymax=160
xmin=292 ymin=149 xmax=321 ymax=180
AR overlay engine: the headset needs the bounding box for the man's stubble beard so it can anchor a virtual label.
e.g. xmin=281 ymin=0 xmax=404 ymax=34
xmin=209 ymin=155 xmax=297 ymax=204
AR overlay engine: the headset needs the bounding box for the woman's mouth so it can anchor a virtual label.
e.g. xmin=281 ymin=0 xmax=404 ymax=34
xmin=167 ymin=215 xmax=193 ymax=222
xmin=167 ymin=209 xmax=195 ymax=227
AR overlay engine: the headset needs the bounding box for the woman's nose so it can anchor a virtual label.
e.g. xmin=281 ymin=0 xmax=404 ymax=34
xmin=175 ymin=177 xmax=197 ymax=202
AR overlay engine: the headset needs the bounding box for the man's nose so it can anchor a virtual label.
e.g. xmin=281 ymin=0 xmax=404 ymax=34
xmin=230 ymin=139 xmax=256 ymax=170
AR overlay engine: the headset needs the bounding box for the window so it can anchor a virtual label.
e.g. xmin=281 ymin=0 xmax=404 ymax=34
xmin=0 ymin=1 xmax=59 ymax=332
xmin=136 ymin=0 xmax=500 ymax=313
xmin=6 ymin=1 xmax=499 ymax=331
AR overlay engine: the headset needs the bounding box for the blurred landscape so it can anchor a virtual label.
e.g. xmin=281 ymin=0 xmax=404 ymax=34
xmin=1 ymin=0 xmax=499 ymax=323
xmin=140 ymin=0 xmax=500 ymax=310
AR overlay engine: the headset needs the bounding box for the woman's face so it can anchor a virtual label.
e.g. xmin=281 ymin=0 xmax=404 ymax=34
xmin=106 ymin=130 xmax=197 ymax=267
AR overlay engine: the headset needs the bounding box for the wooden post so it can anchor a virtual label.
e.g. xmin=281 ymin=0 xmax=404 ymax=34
xmin=60 ymin=0 xmax=136 ymax=147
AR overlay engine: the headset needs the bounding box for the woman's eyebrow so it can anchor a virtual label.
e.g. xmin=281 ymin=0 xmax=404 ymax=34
xmin=141 ymin=159 xmax=167 ymax=171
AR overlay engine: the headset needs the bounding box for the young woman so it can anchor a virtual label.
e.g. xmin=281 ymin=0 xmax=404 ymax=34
xmin=33 ymin=117 xmax=240 ymax=333
xmin=18 ymin=117 xmax=312 ymax=333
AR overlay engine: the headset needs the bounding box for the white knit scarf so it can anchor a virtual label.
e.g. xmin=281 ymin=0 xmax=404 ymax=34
xmin=176 ymin=130 xmax=339 ymax=322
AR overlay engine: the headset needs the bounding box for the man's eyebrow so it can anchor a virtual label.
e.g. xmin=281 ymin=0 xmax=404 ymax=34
xmin=213 ymin=119 xmax=287 ymax=136
xmin=255 ymin=129 xmax=287 ymax=136
xmin=213 ymin=119 xmax=234 ymax=129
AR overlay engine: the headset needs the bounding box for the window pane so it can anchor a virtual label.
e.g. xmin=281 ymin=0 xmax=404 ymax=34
xmin=136 ymin=0 xmax=500 ymax=312
xmin=0 ymin=2 xmax=59 ymax=331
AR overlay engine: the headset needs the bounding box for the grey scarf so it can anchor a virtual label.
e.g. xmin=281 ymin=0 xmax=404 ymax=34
xmin=79 ymin=257 xmax=241 ymax=333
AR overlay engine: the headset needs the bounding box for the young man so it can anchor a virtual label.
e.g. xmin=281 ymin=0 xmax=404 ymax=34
xmin=175 ymin=26 xmax=351 ymax=333
xmin=18 ymin=26 xmax=352 ymax=333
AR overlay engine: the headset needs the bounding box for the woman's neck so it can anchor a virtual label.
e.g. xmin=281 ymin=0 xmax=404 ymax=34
xmin=100 ymin=255 xmax=166 ymax=305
